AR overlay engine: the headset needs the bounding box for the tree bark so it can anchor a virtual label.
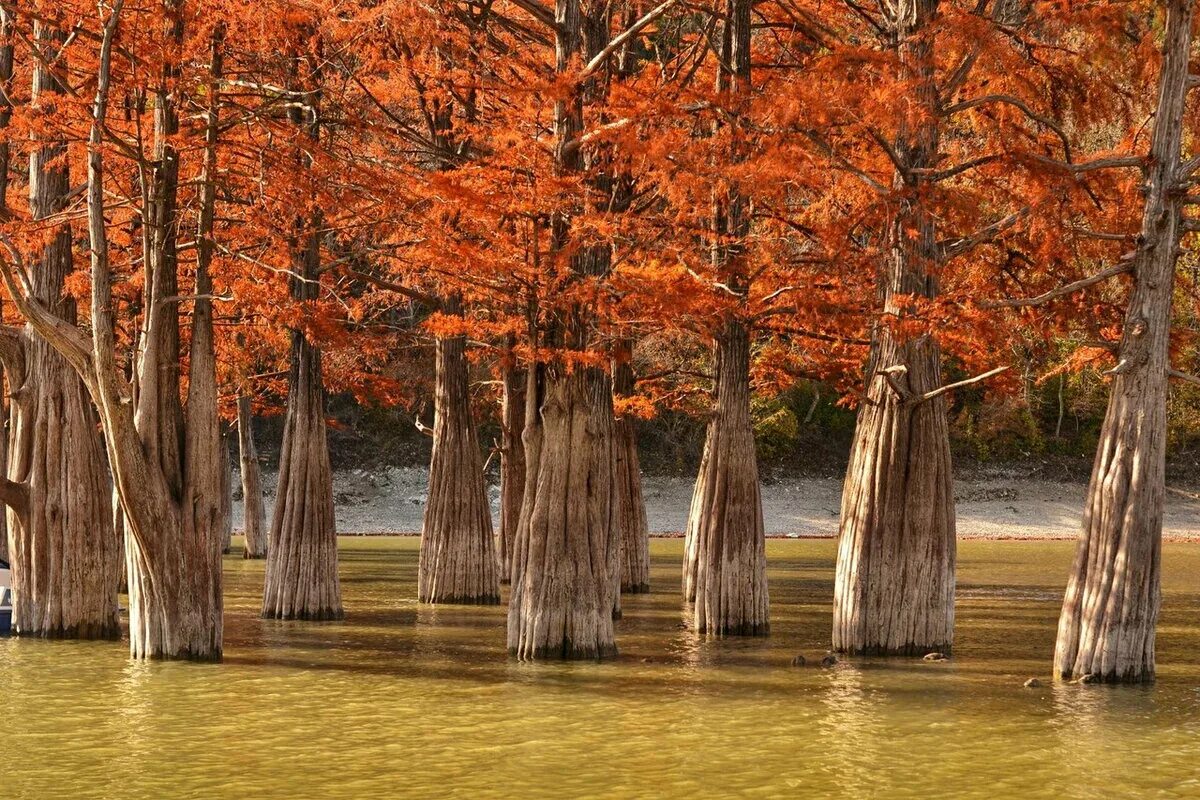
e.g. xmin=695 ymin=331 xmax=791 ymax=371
xmin=4 ymin=21 xmax=118 ymax=639
xmin=497 ymin=339 xmax=525 ymax=582
xmin=682 ymin=319 xmax=768 ymax=634
xmin=508 ymin=363 xmax=618 ymax=659
xmin=237 ymin=395 xmax=268 ymax=559
xmin=832 ymin=0 xmax=956 ymax=657
xmin=1053 ymin=0 xmax=1192 ymax=684
xmin=220 ymin=428 xmax=233 ymax=554
xmin=262 ymin=230 xmax=342 ymax=620
xmin=419 ymin=300 xmax=500 ymax=604
xmin=505 ymin=0 xmax=619 ymax=659
xmin=613 ymin=343 xmax=649 ymax=594
xmin=262 ymin=33 xmax=342 ymax=622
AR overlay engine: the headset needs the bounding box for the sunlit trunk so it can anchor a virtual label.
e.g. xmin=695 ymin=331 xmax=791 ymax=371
xmin=1053 ymin=0 xmax=1192 ymax=684
xmin=237 ymin=396 xmax=268 ymax=559
xmin=419 ymin=304 xmax=500 ymax=605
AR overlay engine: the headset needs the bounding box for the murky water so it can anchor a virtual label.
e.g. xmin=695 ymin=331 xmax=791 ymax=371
xmin=2 ymin=538 xmax=1198 ymax=799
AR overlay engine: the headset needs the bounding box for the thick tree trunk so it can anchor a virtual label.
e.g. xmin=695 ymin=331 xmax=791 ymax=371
xmin=237 ymin=396 xmax=268 ymax=559
xmin=682 ymin=320 xmax=768 ymax=634
xmin=833 ymin=334 xmax=955 ymax=655
xmin=5 ymin=22 xmax=118 ymax=639
xmin=1053 ymin=0 xmax=1192 ymax=684
xmin=0 ymin=2 xmax=226 ymax=659
xmin=508 ymin=365 xmax=618 ymax=659
xmin=497 ymin=342 xmax=525 ymax=582
xmin=832 ymin=0 xmax=955 ymax=657
xmin=263 ymin=231 xmax=342 ymax=620
xmin=613 ymin=344 xmax=649 ymax=594
xmin=419 ymin=314 xmax=500 ymax=604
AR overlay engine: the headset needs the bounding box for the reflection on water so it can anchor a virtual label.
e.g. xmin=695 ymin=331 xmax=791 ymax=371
xmin=2 ymin=538 xmax=1199 ymax=798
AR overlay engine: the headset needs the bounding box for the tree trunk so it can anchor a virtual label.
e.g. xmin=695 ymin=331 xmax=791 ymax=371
xmin=4 ymin=21 xmax=118 ymax=639
xmin=507 ymin=364 xmax=618 ymax=659
xmin=833 ymin=333 xmax=955 ymax=655
xmin=832 ymin=0 xmax=955 ymax=657
xmin=0 ymin=2 xmax=226 ymax=659
xmin=237 ymin=395 xmax=268 ymax=559
xmin=505 ymin=0 xmax=620 ymax=659
xmin=613 ymin=344 xmax=649 ymax=594
xmin=682 ymin=319 xmax=768 ymax=634
xmin=262 ymin=235 xmax=342 ymax=620
xmin=497 ymin=341 xmax=525 ymax=582
xmin=1053 ymin=0 xmax=1192 ymax=684
xmin=220 ymin=429 xmax=233 ymax=554
xmin=262 ymin=33 xmax=342 ymax=622
xmin=419 ymin=307 xmax=500 ymax=604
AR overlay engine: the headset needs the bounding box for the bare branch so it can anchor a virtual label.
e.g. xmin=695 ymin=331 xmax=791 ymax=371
xmin=915 ymin=365 xmax=1009 ymax=405
xmin=982 ymin=260 xmax=1133 ymax=309
xmin=581 ymin=0 xmax=677 ymax=79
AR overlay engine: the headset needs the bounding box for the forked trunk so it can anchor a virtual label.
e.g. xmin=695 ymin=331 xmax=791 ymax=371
xmin=419 ymin=320 xmax=500 ymax=604
xmin=682 ymin=319 xmax=768 ymax=634
xmin=237 ymin=395 xmax=268 ymax=559
xmin=507 ymin=365 xmax=618 ymax=659
xmin=4 ymin=22 xmax=118 ymax=639
xmin=613 ymin=346 xmax=649 ymax=594
xmin=1053 ymin=0 xmax=1192 ymax=684
xmin=497 ymin=343 xmax=525 ymax=581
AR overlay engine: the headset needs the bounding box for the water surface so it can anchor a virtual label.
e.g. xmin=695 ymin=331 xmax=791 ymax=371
xmin=2 ymin=539 xmax=1198 ymax=799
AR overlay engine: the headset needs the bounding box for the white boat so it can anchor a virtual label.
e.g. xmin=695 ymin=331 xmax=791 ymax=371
xmin=0 ymin=559 xmax=11 ymax=635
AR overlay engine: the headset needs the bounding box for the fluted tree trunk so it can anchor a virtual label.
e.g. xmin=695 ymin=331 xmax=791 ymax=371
xmin=237 ymin=396 xmax=268 ymax=559
xmin=832 ymin=0 xmax=956 ymax=657
xmin=683 ymin=320 xmax=768 ymax=634
xmin=262 ymin=235 xmax=342 ymax=620
xmin=497 ymin=339 xmax=525 ymax=581
xmin=419 ymin=299 xmax=500 ymax=604
xmin=0 ymin=8 xmax=227 ymax=658
xmin=262 ymin=34 xmax=342 ymax=622
xmin=613 ymin=344 xmax=649 ymax=594
xmin=507 ymin=0 xmax=618 ymax=660
xmin=1 ymin=20 xmax=118 ymax=639
xmin=1053 ymin=0 xmax=1193 ymax=684
xmin=679 ymin=0 xmax=767 ymax=636
xmin=220 ymin=429 xmax=233 ymax=554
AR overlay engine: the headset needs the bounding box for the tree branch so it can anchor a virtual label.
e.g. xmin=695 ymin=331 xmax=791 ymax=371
xmin=580 ymin=0 xmax=677 ymax=79
xmin=982 ymin=260 xmax=1133 ymax=309
xmin=915 ymin=365 xmax=1009 ymax=405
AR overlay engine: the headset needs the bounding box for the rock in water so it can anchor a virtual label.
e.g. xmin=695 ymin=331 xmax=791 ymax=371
xmin=791 ymin=655 xmax=807 ymax=667
xmin=923 ymin=652 xmax=948 ymax=662
xmin=820 ymin=654 xmax=838 ymax=667
xmin=1023 ymin=678 xmax=1042 ymax=688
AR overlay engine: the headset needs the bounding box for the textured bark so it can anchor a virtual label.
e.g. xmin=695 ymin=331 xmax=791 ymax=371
xmin=508 ymin=364 xmax=618 ymax=659
xmin=262 ymin=234 xmax=342 ymax=620
xmin=4 ymin=21 xmax=119 ymax=639
xmin=220 ymin=429 xmax=233 ymax=554
xmin=506 ymin=0 xmax=620 ymax=659
xmin=1053 ymin=0 xmax=1192 ymax=684
xmin=419 ymin=306 xmax=500 ymax=604
xmin=613 ymin=345 xmax=649 ymax=594
xmin=832 ymin=0 xmax=956 ymax=657
xmin=682 ymin=320 xmax=768 ymax=634
xmin=497 ymin=341 xmax=525 ymax=582
xmin=237 ymin=396 xmax=268 ymax=559
xmin=262 ymin=36 xmax=342 ymax=622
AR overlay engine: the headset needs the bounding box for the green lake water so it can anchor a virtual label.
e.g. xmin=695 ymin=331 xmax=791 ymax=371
xmin=2 ymin=538 xmax=1199 ymax=799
